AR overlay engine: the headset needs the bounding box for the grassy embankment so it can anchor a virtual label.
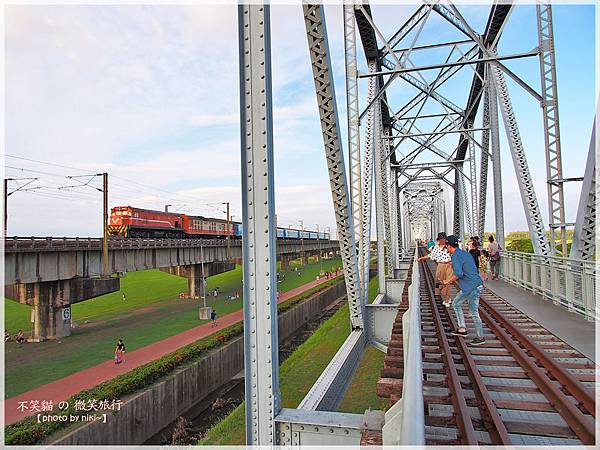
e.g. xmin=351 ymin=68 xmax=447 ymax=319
xmin=199 ymin=294 xmax=390 ymax=445
xmin=199 ymin=303 xmax=352 ymax=445
xmin=4 ymin=257 xmax=342 ymax=398
xmin=5 ymin=275 xmax=346 ymax=446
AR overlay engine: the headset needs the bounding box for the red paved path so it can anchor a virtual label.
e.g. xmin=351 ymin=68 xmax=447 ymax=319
xmin=5 ymin=275 xmax=340 ymax=425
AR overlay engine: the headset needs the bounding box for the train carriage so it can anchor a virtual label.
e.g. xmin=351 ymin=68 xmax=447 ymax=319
xmin=181 ymin=214 xmax=234 ymax=238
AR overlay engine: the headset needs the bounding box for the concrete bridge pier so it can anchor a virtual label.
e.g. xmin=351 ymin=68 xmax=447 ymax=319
xmin=6 ymin=277 xmax=120 ymax=342
xmin=280 ymin=254 xmax=292 ymax=272
xmin=161 ymin=261 xmax=236 ymax=298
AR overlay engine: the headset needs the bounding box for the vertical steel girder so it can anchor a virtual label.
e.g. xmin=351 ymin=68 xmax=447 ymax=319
xmin=373 ymin=89 xmax=387 ymax=293
xmin=382 ymin=126 xmax=395 ymax=273
xmin=303 ymin=4 xmax=364 ymax=328
xmin=238 ymin=4 xmax=280 ymax=444
xmin=487 ymin=66 xmax=505 ymax=247
xmin=491 ymin=64 xmax=549 ymax=255
xmin=452 ymin=178 xmax=461 ymax=237
xmin=396 ymin=184 xmax=404 ymax=257
xmin=344 ymin=5 xmax=362 ymax=254
xmin=388 ymin=161 xmax=399 ymax=268
xmin=456 ymin=167 xmax=469 ymax=238
xmin=478 ymin=81 xmax=490 ymax=237
xmin=389 ymin=167 xmax=401 ymax=263
xmin=467 ymin=132 xmax=478 ymax=235
xmin=537 ymin=2 xmax=567 ymax=256
xmin=570 ymin=122 xmax=596 ymax=261
xmin=360 ymin=60 xmax=376 ymax=303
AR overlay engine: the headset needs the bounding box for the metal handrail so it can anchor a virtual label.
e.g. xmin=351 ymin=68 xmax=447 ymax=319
xmin=499 ymin=250 xmax=598 ymax=321
xmin=500 ymin=250 xmax=596 ymax=268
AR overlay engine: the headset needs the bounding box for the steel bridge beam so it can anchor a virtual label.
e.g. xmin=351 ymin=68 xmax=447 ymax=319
xmin=537 ymin=2 xmax=567 ymax=256
xmin=570 ymin=122 xmax=596 ymax=261
xmin=455 ymin=4 xmax=513 ymax=162
xmin=492 ymin=65 xmax=549 ymax=255
xmin=303 ymin=4 xmax=364 ymax=327
xmin=238 ymin=4 xmax=280 ymax=444
xmin=360 ymin=59 xmax=376 ymax=304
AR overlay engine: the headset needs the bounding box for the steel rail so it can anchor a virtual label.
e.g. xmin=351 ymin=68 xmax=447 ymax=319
xmin=419 ymin=255 xmax=478 ymax=445
xmin=419 ymin=251 xmax=511 ymax=444
xmin=479 ymin=296 xmax=596 ymax=417
xmin=478 ymin=304 xmax=595 ymax=444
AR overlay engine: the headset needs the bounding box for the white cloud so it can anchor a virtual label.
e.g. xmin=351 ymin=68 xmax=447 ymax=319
xmin=190 ymin=113 xmax=238 ymax=127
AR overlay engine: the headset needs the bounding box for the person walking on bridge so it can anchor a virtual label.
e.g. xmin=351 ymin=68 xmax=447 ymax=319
xmin=487 ymin=235 xmax=502 ymax=280
xmin=418 ymin=232 xmax=453 ymax=307
xmin=443 ymin=235 xmax=485 ymax=346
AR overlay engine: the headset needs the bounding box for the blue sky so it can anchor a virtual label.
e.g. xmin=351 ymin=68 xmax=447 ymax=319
xmin=4 ymin=2 xmax=596 ymax=237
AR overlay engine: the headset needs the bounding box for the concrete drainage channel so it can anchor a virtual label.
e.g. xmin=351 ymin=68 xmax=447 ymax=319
xmin=145 ymin=296 xmax=347 ymax=445
xmin=49 ymin=280 xmax=352 ymax=445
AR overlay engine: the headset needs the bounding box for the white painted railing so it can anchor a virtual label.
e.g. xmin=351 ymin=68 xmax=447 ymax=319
xmin=383 ymin=250 xmax=425 ymax=445
xmin=499 ymin=250 xmax=598 ymax=321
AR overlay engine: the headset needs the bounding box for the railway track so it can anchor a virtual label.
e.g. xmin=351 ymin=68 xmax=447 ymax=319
xmin=418 ymin=247 xmax=596 ymax=445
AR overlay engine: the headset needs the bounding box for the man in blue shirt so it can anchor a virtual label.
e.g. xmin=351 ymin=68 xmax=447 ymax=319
xmin=442 ymin=235 xmax=485 ymax=346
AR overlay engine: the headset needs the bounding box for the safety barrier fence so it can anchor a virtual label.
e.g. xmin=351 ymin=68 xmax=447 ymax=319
xmin=499 ymin=250 xmax=597 ymax=321
xmin=383 ymin=250 xmax=425 ymax=445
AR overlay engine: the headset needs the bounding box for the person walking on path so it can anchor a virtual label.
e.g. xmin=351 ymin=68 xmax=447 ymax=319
xmin=443 ymin=235 xmax=486 ymax=346
xmin=418 ymin=232 xmax=454 ymax=307
xmin=122 ymin=293 xmax=127 ymax=302
xmin=210 ymin=309 xmax=218 ymax=328
xmin=487 ymin=235 xmax=502 ymax=280
xmin=114 ymin=339 xmax=126 ymax=364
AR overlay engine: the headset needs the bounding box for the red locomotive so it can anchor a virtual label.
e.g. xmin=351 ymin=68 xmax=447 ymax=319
xmin=107 ymin=206 xmax=233 ymax=239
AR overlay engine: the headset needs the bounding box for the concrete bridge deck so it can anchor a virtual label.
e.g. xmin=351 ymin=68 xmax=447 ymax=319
xmin=4 ymin=237 xmax=339 ymax=285
xmin=3 ymin=236 xmax=340 ymax=341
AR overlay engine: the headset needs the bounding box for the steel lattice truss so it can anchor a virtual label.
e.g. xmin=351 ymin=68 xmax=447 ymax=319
xmin=347 ymin=1 xmax=594 ymax=258
xmin=403 ymin=182 xmax=446 ymax=241
xmin=237 ymin=1 xmax=596 ymax=445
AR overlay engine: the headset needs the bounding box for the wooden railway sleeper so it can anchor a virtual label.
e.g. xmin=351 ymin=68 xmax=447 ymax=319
xmin=421 ymin=258 xmax=512 ymax=445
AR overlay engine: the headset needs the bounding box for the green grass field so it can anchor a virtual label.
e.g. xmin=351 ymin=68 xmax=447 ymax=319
xmin=199 ymin=303 xmax=352 ymax=445
xmin=4 ymin=257 xmax=342 ymax=398
xmin=5 ymin=257 xmax=342 ymax=333
xmin=367 ymin=276 xmax=378 ymax=303
xmin=339 ymin=345 xmax=388 ymax=413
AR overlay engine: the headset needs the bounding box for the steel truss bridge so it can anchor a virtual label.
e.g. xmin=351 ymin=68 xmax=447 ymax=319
xmin=238 ymin=1 xmax=596 ymax=445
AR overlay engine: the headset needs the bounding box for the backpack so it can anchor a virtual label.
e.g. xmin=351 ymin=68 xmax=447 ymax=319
xmin=490 ymin=243 xmax=502 ymax=261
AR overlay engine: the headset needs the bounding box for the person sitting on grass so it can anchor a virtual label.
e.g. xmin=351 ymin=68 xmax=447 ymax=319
xmin=5 ymin=331 xmax=11 ymax=342
xmin=15 ymin=330 xmax=25 ymax=344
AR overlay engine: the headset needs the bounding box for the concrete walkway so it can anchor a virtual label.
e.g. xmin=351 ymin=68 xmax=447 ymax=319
xmin=5 ymin=274 xmax=341 ymax=425
xmin=484 ymin=279 xmax=596 ymax=361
